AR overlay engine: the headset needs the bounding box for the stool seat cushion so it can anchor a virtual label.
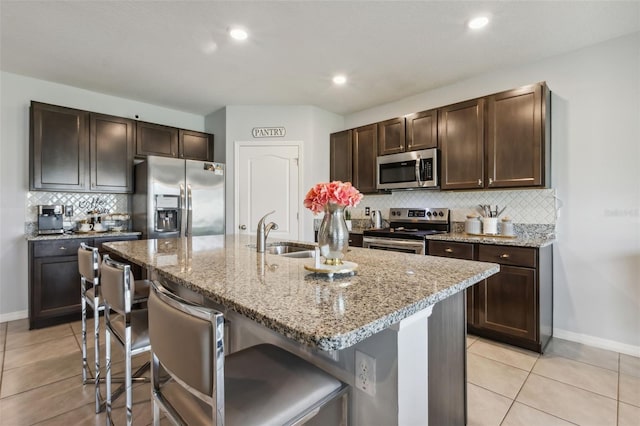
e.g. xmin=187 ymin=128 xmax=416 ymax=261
xmin=109 ymin=310 xmax=150 ymax=351
xmin=159 ymin=343 xmax=342 ymax=426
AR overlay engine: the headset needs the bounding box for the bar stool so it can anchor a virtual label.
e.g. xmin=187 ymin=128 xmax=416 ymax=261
xmin=77 ymin=243 xmax=150 ymax=413
xmin=101 ymin=254 xmax=152 ymax=426
xmin=148 ymin=280 xmax=350 ymax=426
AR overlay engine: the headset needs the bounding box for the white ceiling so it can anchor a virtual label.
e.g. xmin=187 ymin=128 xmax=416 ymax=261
xmin=1 ymin=1 xmax=639 ymax=116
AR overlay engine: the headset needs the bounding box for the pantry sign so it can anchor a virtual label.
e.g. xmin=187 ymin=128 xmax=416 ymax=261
xmin=252 ymin=127 xmax=286 ymax=138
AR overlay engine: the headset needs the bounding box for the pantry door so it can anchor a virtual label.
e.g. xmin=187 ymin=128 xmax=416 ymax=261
xmin=235 ymin=142 xmax=301 ymax=240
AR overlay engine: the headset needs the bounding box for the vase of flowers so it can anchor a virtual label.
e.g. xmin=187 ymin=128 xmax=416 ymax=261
xmin=304 ymin=181 xmax=363 ymax=265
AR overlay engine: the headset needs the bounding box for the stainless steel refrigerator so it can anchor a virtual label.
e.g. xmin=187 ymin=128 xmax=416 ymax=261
xmin=132 ymin=156 xmax=225 ymax=239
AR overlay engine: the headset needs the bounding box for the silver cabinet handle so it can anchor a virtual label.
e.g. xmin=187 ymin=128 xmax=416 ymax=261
xmin=478 ymin=179 xmax=482 ymax=186
xmin=500 ymin=253 xmax=510 ymax=259
xmin=489 ymin=177 xmax=494 ymax=185
xmin=59 ymin=246 xmax=66 ymax=250
xmin=445 ymin=248 xmax=453 ymax=253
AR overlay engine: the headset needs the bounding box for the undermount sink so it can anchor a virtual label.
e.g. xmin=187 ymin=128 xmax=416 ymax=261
xmin=264 ymin=242 xmax=316 ymax=257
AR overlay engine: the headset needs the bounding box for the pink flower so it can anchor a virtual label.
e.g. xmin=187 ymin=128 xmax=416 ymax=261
xmin=304 ymin=181 xmax=363 ymax=213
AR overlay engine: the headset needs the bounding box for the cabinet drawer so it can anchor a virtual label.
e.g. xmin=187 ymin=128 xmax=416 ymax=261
xmin=32 ymin=238 xmax=92 ymax=258
xmin=478 ymin=245 xmax=536 ymax=268
xmin=428 ymin=241 xmax=474 ymax=260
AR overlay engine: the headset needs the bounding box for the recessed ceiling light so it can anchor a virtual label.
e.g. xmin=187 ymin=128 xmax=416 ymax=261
xmin=229 ymin=27 xmax=248 ymax=41
xmin=333 ymin=75 xmax=347 ymax=85
xmin=468 ymin=16 xmax=489 ymax=30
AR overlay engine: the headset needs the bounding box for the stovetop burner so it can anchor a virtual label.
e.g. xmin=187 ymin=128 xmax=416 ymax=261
xmin=363 ymin=207 xmax=451 ymax=240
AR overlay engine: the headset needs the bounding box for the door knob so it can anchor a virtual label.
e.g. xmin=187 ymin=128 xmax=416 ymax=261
xmin=239 ymin=224 xmax=247 ymax=230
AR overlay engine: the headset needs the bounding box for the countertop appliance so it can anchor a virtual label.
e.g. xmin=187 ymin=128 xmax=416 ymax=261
xmin=363 ymin=207 xmax=450 ymax=255
xmin=37 ymin=205 xmax=65 ymax=235
xmin=133 ymin=156 xmax=225 ymax=239
xmin=377 ymin=148 xmax=439 ymax=190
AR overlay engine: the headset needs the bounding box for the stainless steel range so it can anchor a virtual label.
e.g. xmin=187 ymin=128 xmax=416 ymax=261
xmin=362 ymin=208 xmax=450 ymax=255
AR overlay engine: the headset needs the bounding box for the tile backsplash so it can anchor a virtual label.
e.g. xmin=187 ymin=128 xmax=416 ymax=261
xmin=26 ymin=191 xmax=129 ymax=223
xmin=350 ymin=188 xmax=558 ymax=225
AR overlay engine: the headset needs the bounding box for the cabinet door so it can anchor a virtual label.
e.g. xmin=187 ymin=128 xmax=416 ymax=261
xmin=179 ymin=129 xmax=213 ymax=161
xmin=329 ymin=130 xmax=352 ymax=182
xmin=30 ymin=102 xmax=89 ymax=191
xmin=487 ymin=83 xmax=544 ymax=188
xmin=377 ymin=117 xmax=405 ymax=155
xmin=439 ymin=99 xmax=485 ymax=190
xmin=31 ymin=255 xmax=82 ymax=328
xmin=90 ymin=113 xmax=134 ymax=193
xmin=406 ymin=109 xmax=438 ymax=151
xmin=477 ymin=265 xmax=537 ymax=342
xmin=352 ymin=124 xmax=378 ymax=193
xmin=136 ymin=121 xmax=179 ymax=158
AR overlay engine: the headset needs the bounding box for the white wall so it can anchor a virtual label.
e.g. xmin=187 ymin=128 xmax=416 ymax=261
xmin=0 ymin=71 xmax=205 ymax=320
xmin=345 ymin=32 xmax=640 ymax=353
xmin=206 ymin=105 xmax=344 ymax=241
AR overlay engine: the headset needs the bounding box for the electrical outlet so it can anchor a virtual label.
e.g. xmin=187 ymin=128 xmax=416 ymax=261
xmin=355 ymin=350 xmax=376 ymax=396
xmin=65 ymin=205 xmax=74 ymax=217
xmin=364 ymin=207 xmax=370 ymax=216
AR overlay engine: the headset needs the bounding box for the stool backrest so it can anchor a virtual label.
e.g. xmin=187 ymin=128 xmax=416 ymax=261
xmin=101 ymin=255 xmax=136 ymax=315
xmin=78 ymin=243 xmax=100 ymax=282
xmin=149 ymin=280 xmax=225 ymax=421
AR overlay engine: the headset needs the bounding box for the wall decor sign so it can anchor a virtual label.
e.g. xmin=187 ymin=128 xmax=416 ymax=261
xmin=252 ymin=127 xmax=286 ymax=138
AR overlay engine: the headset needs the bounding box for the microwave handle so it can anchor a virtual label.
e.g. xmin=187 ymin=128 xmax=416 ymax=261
xmin=415 ymin=155 xmax=423 ymax=187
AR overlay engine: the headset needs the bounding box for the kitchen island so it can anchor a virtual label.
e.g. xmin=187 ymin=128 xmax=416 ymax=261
xmin=104 ymin=235 xmax=499 ymax=425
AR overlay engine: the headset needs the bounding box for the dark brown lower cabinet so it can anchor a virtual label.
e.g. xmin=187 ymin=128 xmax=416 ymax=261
xmin=29 ymin=235 xmax=140 ymax=329
xmin=428 ymin=240 xmax=553 ymax=353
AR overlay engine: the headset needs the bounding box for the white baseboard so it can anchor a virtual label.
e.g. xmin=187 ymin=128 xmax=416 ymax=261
xmin=554 ymin=328 xmax=640 ymax=357
xmin=0 ymin=310 xmax=28 ymax=324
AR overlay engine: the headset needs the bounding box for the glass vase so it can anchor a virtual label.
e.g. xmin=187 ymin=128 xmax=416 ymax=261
xmin=317 ymin=203 xmax=349 ymax=265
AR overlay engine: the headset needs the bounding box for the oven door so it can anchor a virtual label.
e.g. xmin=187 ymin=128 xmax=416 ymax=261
xmin=362 ymin=236 xmax=425 ymax=255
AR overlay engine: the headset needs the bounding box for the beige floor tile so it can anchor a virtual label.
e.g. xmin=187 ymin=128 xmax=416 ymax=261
xmin=468 ymin=339 xmax=539 ymax=371
xmin=619 ymin=373 xmax=640 ymax=407
xmin=0 ymin=350 xmax=80 ymax=398
xmin=502 ymin=402 xmax=575 ymax=426
xmin=0 ymin=375 xmax=94 ymax=424
xmin=5 ymin=319 xmax=73 ymax=350
xmin=517 ymin=373 xmax=617 ymax=426
xmin=545 ymin=337 xmax=619 ymax=372
xmin=531 ymin=353 xmax=618 ymax=398
xmin=466 ymin=383 xmax=512 ymax=426
xmin=618 ymin=401 xmax=640 ymax=426
xmin=620 ymin=353 xmax=640 ymax=378
xmin=3 ymin=335 xmax=80 ymax=370
xmin=467 ymin=335 xmax=478 ymax=348
xmin=467 ymin=352 xmax=529 ymax=399
xmin=0 ymin=321 xmax=7 ymax=345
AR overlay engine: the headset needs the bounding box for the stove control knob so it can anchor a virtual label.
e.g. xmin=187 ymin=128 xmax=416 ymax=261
xmin=426 ymin=211 xmax=432 ymax=217
xmin=438 ymin=211 xmax=444 ymax=217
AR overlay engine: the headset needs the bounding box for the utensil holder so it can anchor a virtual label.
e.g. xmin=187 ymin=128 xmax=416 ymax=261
xmin=482 ymin=217 xmax=498 ymax=235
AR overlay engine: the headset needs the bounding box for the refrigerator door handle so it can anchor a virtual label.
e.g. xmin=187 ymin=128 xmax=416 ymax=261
xmin=180 ymin=183 xmax=186 ymax=237
xmin=187 ymin=184 xmax=193 ymax=237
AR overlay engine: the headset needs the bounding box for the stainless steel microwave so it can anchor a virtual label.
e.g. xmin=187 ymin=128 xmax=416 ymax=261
xmin=376 ymin=148 xmax=439 ymax=190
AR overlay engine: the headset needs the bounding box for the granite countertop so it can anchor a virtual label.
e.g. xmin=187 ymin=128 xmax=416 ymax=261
xmin=425 ymin=232 xmax=555 ymax=248
xmin=104 ymin=235 xmax=498 ymax=351
xmin=26 ymin=231 xmax=142 ymax=241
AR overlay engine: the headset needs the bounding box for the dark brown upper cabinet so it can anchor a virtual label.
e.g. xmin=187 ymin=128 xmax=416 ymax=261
xmin=352 ymin=123 xmax=378 ymax=194
xmin=486 ymin=83 xmax=550 ymax=188
xmin=377 ymin=117 xmax=406 ymax=156
xmin=136 ymin=121 xmax=179 ymax=158
xmin=179 ymin=129 xmax=214 ymax=161
xmin=30 ymin=102 xmax=89 ymax=191
xmin=330 ymin=129 xmax=353 ymax=182
xmin=439 ymin=98 xmax=486 ymax=190
xmin=90 ymin=113 xmax=135 ymax=193
xmin=406 ymin=109 xmax=438 ymax=151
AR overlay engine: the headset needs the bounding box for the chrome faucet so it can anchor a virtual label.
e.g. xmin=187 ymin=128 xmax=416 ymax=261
xmin=256 ymin=210 xmax=278 ymax=253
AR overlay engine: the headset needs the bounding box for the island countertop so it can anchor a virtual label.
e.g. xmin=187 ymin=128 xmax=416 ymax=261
xmin=104 ymin=235 xmax=499 ymax=351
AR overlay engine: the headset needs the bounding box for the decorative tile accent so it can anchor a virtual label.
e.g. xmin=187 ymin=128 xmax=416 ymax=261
xmin=25 ymin=191 xmax=129 ymax=223
xmin=354 ymin=188 xmax=557 ymax=225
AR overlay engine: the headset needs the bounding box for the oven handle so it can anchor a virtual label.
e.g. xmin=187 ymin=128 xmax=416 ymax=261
xmin=363 ymin=237 xmax=425 ymax=249
xmin=415 ymin=154 xmax=423 ymax=187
